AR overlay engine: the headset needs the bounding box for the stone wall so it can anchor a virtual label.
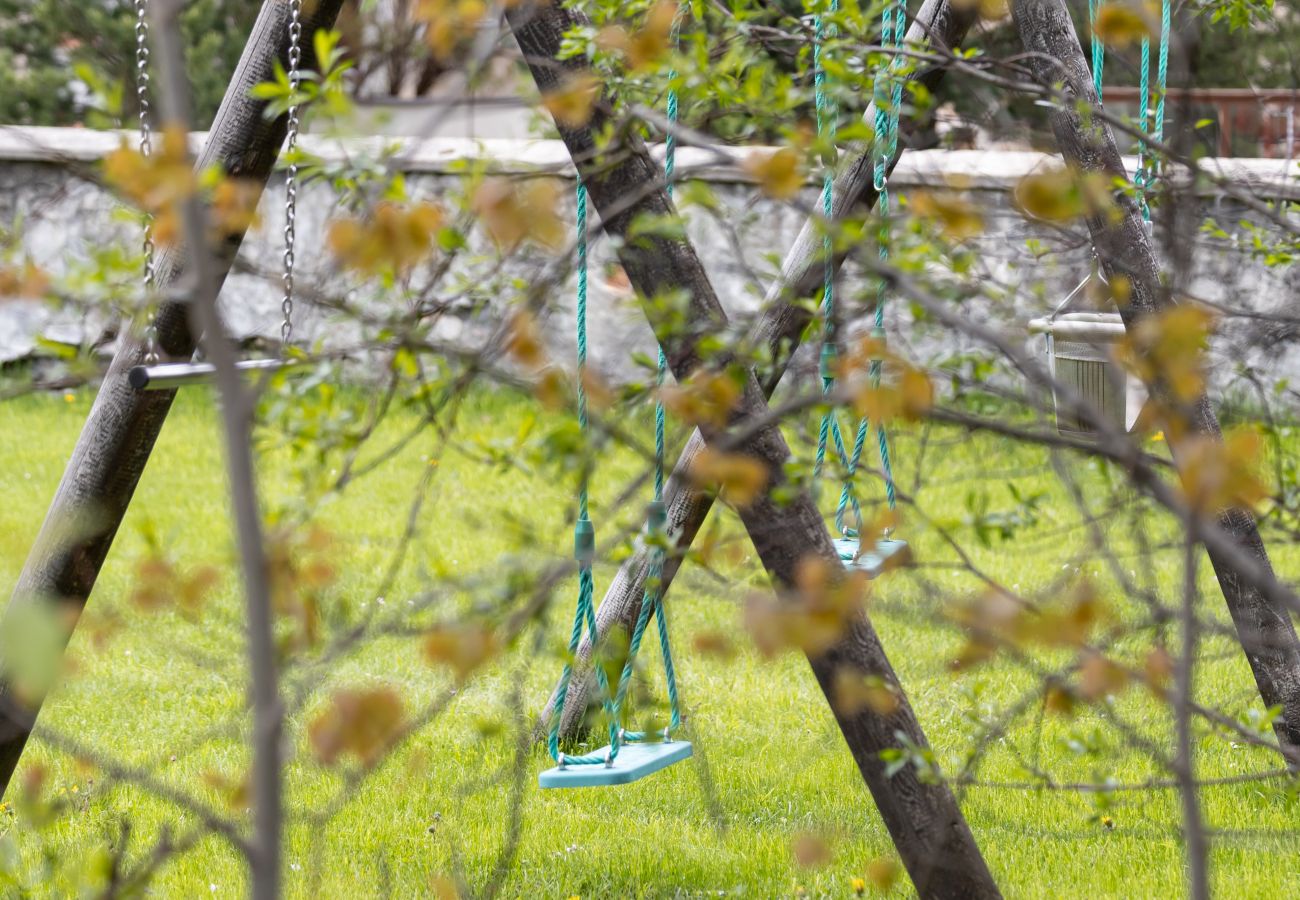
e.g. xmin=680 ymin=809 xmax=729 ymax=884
xmin=1 ymin=126 xmax=1296 ymax=389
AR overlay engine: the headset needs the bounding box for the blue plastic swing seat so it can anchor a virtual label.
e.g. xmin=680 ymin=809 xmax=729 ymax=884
xmin=539 ymin=739 xmax=693 ymax=789
xmin=833 ymin=537 xmax=910 ymax=578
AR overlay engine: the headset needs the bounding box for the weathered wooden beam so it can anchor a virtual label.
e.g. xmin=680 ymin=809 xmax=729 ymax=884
xmin=542 ymin=0 xmax=976 ymax=742
xmin=509 ymin=4 xmax=1000 ymax=896
xmin=0 ymin=0 xmax=347 ymax=795
xmin=1012 ymin=0 xmax=1300 ymax=761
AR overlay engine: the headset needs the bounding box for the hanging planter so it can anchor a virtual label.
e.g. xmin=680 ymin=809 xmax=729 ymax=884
xmin=1028 ymin=275 xmax=1146 ymax=438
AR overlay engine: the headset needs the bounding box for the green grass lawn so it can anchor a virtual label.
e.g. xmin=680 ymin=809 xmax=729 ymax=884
xmin=0 ymin=386 xmax=1297 ymax=898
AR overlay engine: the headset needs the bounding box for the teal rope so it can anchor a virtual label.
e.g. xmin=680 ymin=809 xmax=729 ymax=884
xmin=812 ymin=0 xmax=902 ymax=535
xmin=640 ymin=5 xmax=684 ymax=739
xmin=1135 ymin=0 xmax=1171 ymax=222
xmin=613 ymin=10 xmax=685 ymax=749
xmin=812 ymin=0 xmax=839 ymax=507
xmin=867 ymin=0 xmax=901 ymax=515
xmin=1137 ymin=32 xmax=1151 ymax=219
xmin=548 ymin=182 xmax=615 ymax=767
xmin=1154 ymin=0 xmax=1170 ymax=149
xmin=547 ymin=19 xmax=689 ymax=766
xmin=1088 ymin=0 xmax=1105 ymax=101
xmin=608 ymin=5 xmax=686 ymax=754
xmin=576 ymin=182 xmax=590 ymax=519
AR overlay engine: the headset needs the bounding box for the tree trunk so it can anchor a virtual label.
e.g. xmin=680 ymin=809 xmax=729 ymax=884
xmin=509 ymin=5 xmax=1000 ymax=896
xmin=541 ymin=0 xmax=978 ymax=740
xmin=1013 ymin=0 xmax=1300 ymax=762
xmin=0 ymin=0 xmax=347 ymax=795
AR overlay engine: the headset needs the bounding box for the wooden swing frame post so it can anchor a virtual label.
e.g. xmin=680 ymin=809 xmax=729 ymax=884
xmin=0 ymin=0 xmax=348 ymax=793
xmin=1013 ymin=0 xmax=1300 ymax=764
xmin=539 ymin=0 xmax=978 ymax=740
xmin=507 ymin=3 xmax=1001 ymax=897
xmin=6 ymin=0 xmax=1295 ymax=893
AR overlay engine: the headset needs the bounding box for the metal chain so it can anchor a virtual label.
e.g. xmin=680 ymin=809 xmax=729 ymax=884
xmin=135 ymin=0 xmax=159 ymax=364
xmin=280 ymin=0 xmax=303 ymax=354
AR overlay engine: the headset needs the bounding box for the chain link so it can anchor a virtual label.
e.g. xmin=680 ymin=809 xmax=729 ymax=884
xmin=135 ymin=0 xmax=159 ymax=364
xmin=280 ymin=0 xmax=303 ymax=354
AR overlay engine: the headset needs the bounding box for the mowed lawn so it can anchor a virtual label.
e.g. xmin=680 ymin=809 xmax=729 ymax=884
xmin=0 ymin=385 xmax=1297 ymax=898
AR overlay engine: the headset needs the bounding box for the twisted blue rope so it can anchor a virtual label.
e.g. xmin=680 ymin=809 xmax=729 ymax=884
xmin=1153 ymin=0 xmax=1170 ymax=149
xmin=1134 ymin=0 xmax=1171 ymax=222
xmin=547 ymin=17 xmax=687 ymax=766
xmin=812 ymin=0 xmax=901 ymax=536
xmin=1089 ymin=0 xmax=1105 ymax=101
xmin=869 ymin=0 xmax=903 ymax=515
xmin=637 ymin=5 xmax=684 ymax=740
xmin=548 ymin=182 xmax=617 ymax=766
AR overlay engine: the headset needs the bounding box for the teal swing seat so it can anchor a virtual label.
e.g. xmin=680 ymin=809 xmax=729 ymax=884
xmin=541 ymin=180 xmax=688 ymax=791
xmin=833 ymin=536 xmax=909 ymax=578
xmin=539 ymin=738 xmax=693 ymax=789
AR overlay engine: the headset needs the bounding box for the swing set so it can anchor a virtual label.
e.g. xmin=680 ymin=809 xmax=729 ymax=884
xmin=539 ymin=0 xmax=911 ymax=788
xmin=24 ymin=0 xmax=1175 ymax=797
xmin=51 ymin=0 xmax=915 ymax=794
xmin=1030 ymin=0 xmax=1170 ymax=438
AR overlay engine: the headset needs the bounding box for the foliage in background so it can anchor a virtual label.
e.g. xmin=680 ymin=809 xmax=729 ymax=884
xmin=0 ymin=0 xmax=262 ymax=128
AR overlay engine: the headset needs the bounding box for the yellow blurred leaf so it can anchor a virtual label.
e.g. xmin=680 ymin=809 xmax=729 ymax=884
xmin=660 ymin=370 xmax=741 ymax=427
xmin=832 ymin=669 xmax=901 ymax=716
xmin=1144 ymin=646 xmax=1173 ymax=694
xmin=327 ymin=201 xmax=444 ymax=275
xmin=103 ymin=125 xmax=195 ymax=246
xmin=1093 ymin=2 xmax=1155 ymax=48
xmin=542 ymin=72 xmax=602 ymax=129
xmin=689 ymin=448 xmax=768 ymax=508
xmin=431 ymin=876 xmax=461 ymax=900
xmin=580 ymin=367 xmax=614 ymax=412
xmin=423 ymin=623 xmax=500 ymax=681
xmin=1078 ymin=652 xmax=1129 ymax=701
xmin=951 ymin=0 xmax=1010 ymax=18
xmin=0 ymin=260 xmax=50 ymax=299
xmin=211 ymin=177 xmax=262 ymax=237
xmin=743 ymin=148 xmax=804 ymax=200
xmin=472 ymin=177 xmax=565 ymax=252
xmin=909 ymin=190 xmax=985 ymax=241
xmin=1044 ymin=683 xmax=1076 ymax=716
xmin=202 ymin=770 xmax=250 ymax=811
xmin=691 ymin=630 xmax=736 ymax=659
xmin=745 ymin=557 xmax=866 ymax=657
xmin=534 ymin=367 xmax=569 ymax=410
xmin=792 ymin=832 xmax=831 ymax=868
xmin=899 ymin=366 xmax=935 ymax=419
xmin=417 ymin=0 xmax=489 ymax=61
xmin=1014 ymin=167 xmax=1115 ymax=223
xmin=505 ymin=309 xmax=547 ymax=368
xmin=1116 ymin=305 xmax=1214 ymax=404
xmin=308 ymin=687 xmax=405 ymax=767
xmin=866 ymin=856 xmax=900 ymax=891
xmin=596 ymin=25 xmax=631 ymax=54
xmin=627 ymin=0 xmax=678 ymax=70
xmin=131 ymin=555 xmax=221 ymax=615
xmin=1175 ymin=430 xmax=1270 ymax=513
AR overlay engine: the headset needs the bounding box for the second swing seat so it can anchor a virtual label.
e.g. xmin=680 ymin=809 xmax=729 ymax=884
xmin=833 ymin=537 xmax=910 ymax=579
